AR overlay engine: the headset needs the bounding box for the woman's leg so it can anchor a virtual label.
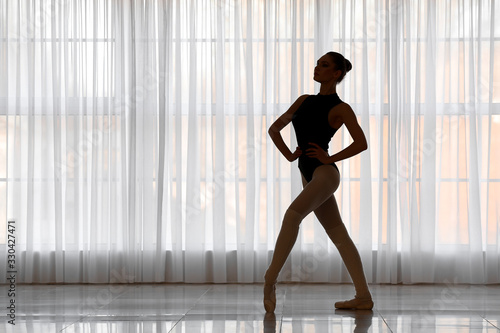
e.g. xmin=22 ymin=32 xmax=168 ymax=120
xmin=264 ymin=165 xmax=340 ymax=285
xmin=263 ymin=165 xmax=340 ymax=312
xmin=314 ymin=197 xmax=371 ymax=297
xmin=313 ymin=188 xmax=373 ymax=309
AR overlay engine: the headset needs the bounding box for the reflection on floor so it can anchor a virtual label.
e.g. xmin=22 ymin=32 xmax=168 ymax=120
xmin=1 ymin=283 xmax=499 ymax=332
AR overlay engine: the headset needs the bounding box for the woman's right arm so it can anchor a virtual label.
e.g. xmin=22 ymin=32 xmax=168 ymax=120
xmin=268 ymin=95 xmax=309 ymax=162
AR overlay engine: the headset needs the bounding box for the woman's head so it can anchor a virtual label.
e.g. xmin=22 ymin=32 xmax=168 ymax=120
xmin=327 ymin=52 xmax=352 ymax=83
xmin=314 ymin=52 xmax=352 ymax=84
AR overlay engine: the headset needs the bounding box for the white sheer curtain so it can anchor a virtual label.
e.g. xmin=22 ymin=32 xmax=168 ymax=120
xmin=0 ymin=0 xmax=499 ymax=284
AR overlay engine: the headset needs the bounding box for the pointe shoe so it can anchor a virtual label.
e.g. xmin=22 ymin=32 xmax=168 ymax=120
xmin=334 ymin=296 xmax=374 ymax=310
xmin=263 ymin=284 xmax=276 ymax=313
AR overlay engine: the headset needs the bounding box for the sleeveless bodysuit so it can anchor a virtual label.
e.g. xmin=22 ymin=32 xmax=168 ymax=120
xmin=291 ymin=93 xmax=342 ymax=182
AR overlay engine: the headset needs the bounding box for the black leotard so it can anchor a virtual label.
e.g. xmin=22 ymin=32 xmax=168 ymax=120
xmin=291 ymin=93 xmax=342 ymax=182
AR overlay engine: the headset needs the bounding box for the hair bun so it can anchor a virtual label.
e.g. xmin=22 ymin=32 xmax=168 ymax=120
xmin=344 ymin=59 xmax=352 ymax=73
xmin=325 ymin=51 xmax=352 ymax=83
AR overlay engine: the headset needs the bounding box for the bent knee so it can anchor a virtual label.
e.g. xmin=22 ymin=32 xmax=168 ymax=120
xmin=282 ymin=208 xmax=304 ymax=229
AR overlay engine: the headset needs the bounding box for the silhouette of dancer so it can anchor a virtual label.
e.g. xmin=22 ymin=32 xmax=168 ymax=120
xmin=264 ymin=52 xmax=373 ymax=313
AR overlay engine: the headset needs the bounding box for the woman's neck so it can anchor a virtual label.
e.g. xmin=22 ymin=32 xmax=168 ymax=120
xmin=318 ymin=82 xmax=337 ymax=95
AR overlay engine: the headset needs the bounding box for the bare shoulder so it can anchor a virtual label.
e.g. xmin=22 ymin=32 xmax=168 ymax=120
xmin=332 ymin=102 xmax=354 ymax=114
xmin=294 ymin=94 xmax=310 ymax=107
xmin=270 ymin=94 xmax=311 ymax=132
xmin=329 ymin=102 xmax=356 ymax=128
xmin=283 ymin=94 xmax=310 ymax=116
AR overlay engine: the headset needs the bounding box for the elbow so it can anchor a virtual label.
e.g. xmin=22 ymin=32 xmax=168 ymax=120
xmin=268 ymin=126 xmax=277 ymax=138
xmin=358 ymin=139 xmax=368 ymax=152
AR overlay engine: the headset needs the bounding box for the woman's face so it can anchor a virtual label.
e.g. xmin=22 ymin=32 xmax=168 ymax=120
xmin=313 ymin=55 xmax=341 ymax=83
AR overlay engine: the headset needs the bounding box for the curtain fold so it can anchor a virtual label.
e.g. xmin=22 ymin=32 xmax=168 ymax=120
xmin=0 ymin=0 xmax=499 ymax=284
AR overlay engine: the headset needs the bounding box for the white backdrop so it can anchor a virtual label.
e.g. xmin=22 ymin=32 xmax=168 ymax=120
xmin=0 ymin=0 xmax=499 ymax=284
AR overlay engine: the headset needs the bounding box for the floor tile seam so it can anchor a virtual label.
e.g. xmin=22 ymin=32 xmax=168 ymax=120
xmin=57 ymin=284 xmax=139 ymax=332
xmin=278 ymin=314 xmax=283 ymax=333
xmin=283 ymin=286 xmax=390 ymax=332
xmin=57 ymin=303 xmax=128 ymax=332
xmin=178 ymin=286 xmax=214 ymax=315
xmin=167 ymin=285 xmax=213 ymax=333
xmin=463 ymin=304 xmax=500 ymax=330
xmin=375 ymin=309 xmax=395 ymax=333
xmin=167 ymin=316 xmax=185 ymax=333
xmin=482 ymin=317 xmax=500 ymax=330
xmin=59 ymin=321 xmax=77 ymax=332
xmin=186 ymin=285 xmax=214 ymax=312
xmin=377 ymin=308 xmax=497 ymax=330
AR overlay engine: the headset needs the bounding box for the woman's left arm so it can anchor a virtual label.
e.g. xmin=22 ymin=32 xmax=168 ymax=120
xmin=306 ymin=103 xmax=367 ymax=164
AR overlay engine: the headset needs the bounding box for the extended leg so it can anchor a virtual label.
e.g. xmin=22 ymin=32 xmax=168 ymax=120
xmin=264 ymin=208 xmax=303 ymax=286
xmin=265 ymin=165 xmax=340 ymax=284
xmin=263 ymin=165 xmax=339 ymax=312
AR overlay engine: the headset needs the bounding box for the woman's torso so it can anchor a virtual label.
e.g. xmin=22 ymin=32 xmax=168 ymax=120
xmin=291 ymin=93 xmax=343 ymax=181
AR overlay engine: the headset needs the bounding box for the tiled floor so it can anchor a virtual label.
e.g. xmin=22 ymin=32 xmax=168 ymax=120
xmin=1 ymin=283 xmax=499 ymax=332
